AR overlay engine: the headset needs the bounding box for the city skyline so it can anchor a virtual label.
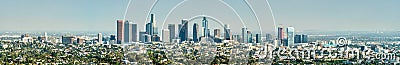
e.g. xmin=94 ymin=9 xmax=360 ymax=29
xmin=0 ymin=0 xmax=399 ymax=32
xmin=1 ymin=0 xmax=400 ymax=64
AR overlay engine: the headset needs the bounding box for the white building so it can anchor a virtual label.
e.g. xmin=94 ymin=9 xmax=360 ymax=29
xmin=286 ymin=27 xmax=294 ymax=47
xmin=21 ymin=37 xmax=33 ymax=42
xmin=98 ymin=33 xmax=103 ymax=44
xmin=162 ymin=29 xmax=170 ymax=43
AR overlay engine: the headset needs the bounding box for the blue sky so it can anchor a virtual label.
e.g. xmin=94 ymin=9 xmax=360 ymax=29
xmin=0 ymin=0 xmax=399 ymax=33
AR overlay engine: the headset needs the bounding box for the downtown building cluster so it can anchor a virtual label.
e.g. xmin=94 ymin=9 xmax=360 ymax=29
xmin=275 ymin=24 xmax=309 ymax=48
xmin=116 ymin=14 xmax=263 ymax=44
xmin=114 ymin=14 xmax=313 ymax=47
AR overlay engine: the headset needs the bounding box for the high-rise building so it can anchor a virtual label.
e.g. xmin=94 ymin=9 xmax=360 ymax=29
xmin=179 ymin=19 xmax=188 ymax=42
xmin=145 ymin=21 xmax=157 ymax=42
xmin=124 ymin=22 xmax=132 ymax=43
xmin=162 ymin=29 xmax=170 ymax=43
xmin=232 ymin=35 xmax=240 ymax=42
xmin=131 ymin=23 xmax=138 ymax=42
xmin=62 ymin=36 xmax=75 ymax=44
xmin=168 ymin=24 xmax=176 ymax=42
xmin=152 ymin=27 xmax=159 ymax=42
xmin=178 ymin=24 xmax=182 ymax=31
xmin=144 ymin=34 xmax=151 ymax=43
xmin=286 ymin=26 xmax=295 ymax=47
xmin=153 ymin=35 xmax=161 ymax=42
xmin=98 ymin=33 xmax=103 ymax=44
xmin=153 ymin=27 xmax=159 ymax=35
xmin=146 ymin=23 xmax=152 ymax=35
xmin=199 ymin=26 xmax=204 ymax=38
xmin=193 ymin=23 xmax=199 ymax=42
xmin=294 ymin=35 xmax=301 ymax=43
xmin=295 ymin=34 xmax=308 ymax=43
xmin=241 ymin=28 xmax=247 ymax=43
xmin=247 ymin=30 xmax=252 ymax=43
xmin=44 ymin=32 xmax=48 ymax=41
xmin=256 ymin=34 xmax=261 ymax=43
xmin=148 ymin=14 xmax=156 ymax=36
xmin=202 ymin=17 xmax=208 ymax=37
xmin=277 ymin=24 xmax=284 ymax=46
xmin=178 ymin=24 xmax=182 ymax=41
xmin=150 ymin=14 xmax=157 ymax=35
xmin=139 ymin=31 xmax=147 ymax=43
xmin=302 ymin=34 xmax=308 ymax=43
xmin=144 ymin=14 xmax=157 ymax=42
xmin=116 ymin=20 xmax=124 ymax=44
xmin=214 ymin=29 xmax=221 ymax=38
xmin=265 ymin=33 xmax=273 ymax=42
xmin=224 ymin=24 xmax=231 ymax=40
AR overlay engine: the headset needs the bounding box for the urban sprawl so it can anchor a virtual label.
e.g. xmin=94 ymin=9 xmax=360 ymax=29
xmin=1 ymin=14 xmax=400 ymax=64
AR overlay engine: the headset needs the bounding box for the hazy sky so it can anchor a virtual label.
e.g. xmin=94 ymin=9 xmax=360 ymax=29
xmin=0 ymin=0 xmax=399 ymax=33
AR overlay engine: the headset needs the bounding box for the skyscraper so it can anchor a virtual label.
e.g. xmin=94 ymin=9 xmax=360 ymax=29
xmin=224 ymin=24 xmax=231 ymax=40
xmin=139 ymin=31 xmax=147 ymax=43
xmin=178 ymin=24 xmax=182 ymax=41
xmin=286 ymin=26 xmax=295 ymax=47
xmin=168 ymin=24 xmax=176 ymax=42
xmin=214 ymin=29 xmax=221 ymax=38
xmin=277 ymin=24 xmax=284 ymax=46
xmin=294 ymin=35 xmax=300 ymax=43
xmin=131 ymin=23 xmax=138 ymax=42
xmin=256 ymin=34 xmax=261 ymax=43
xmin=241 ymin=28 xmax=247 ymax=43
xmin=116 ymin=20 xmax=124 ymax=44
xmin=302 ymin=34 xmax=308 ymax=43
xmin=247 ymin=30 xmax=252 ymax=43
xmin=144 ymin=14 xmax=157 ymax=39
xmin=202 ymin=17 xmax=208 ymax=37
xmin=193 ymin=23 xmax=199 ymax=42
xmin=149 ymin=14 xmax=156 ymax=36
xmin=124 ymin=22 xmax=132 ymax=43
xmin=145 ymin=22 xmax=153 ymax=42
xmin=146 ymin=23 xmax=151 ymax=35
xmin=295 ymin=34 xmax=308 ymax=43
xmin=162 ymin=29 xmax=170 ymax=43
xmin=179 ymin=19 xmax=188 ymax=42
xmin=98 ymin=33 xmax=103 ymax=44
